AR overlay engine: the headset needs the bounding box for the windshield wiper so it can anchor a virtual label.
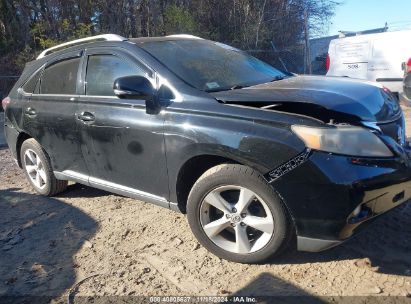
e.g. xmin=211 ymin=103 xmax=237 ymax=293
xmin=230 ymin=84 xmax=252 ymax=90
xmin=206 ymin=84 xmax=249 ymax=92
xmin=228 ymin=76 xmax=285 ymax=91
xmin=269 ymin=75 xmax=285 ymax=82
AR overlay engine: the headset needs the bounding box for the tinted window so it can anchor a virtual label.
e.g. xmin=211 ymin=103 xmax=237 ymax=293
xmin=40 ymin=57 xmax=80 ymax=94
xmin=138 ymin=40 xmax=286 ymax=92
xmin=22 ymin=68 xmax=43 ymax=93
xmin=86 ymin=55 xmax=145 ymax=96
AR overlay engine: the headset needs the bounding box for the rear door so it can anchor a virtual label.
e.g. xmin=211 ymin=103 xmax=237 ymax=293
xmin=23 ymin=51 xmax=89 ymax=175
xmin=76 ymin=48 xmax=169 ymax=205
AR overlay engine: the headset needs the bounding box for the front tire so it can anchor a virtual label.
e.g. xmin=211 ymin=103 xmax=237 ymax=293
xmin=20 ymin=138 xmax=68 ymax=196
xmin=187 ymin=164 xmax=293 ymax=263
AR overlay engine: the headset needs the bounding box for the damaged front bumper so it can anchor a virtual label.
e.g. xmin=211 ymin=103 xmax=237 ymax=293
xmin=270 ymin=143 xmax=411 ymax=252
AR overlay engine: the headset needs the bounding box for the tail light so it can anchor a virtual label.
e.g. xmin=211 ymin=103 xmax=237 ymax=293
xmin=326 ymin=53 xmax=331 ymax=72
xmin=2 ymin=97 xmax=10 ymax=110
xmin=406 ymin=58 xmax=411 ymax=74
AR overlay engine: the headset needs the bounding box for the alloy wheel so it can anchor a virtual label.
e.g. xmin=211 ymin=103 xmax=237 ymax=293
xmin=24 ymin=149 xmax=47 ymax=190
xmin=199 ymin=185 xmax=274 ymax=254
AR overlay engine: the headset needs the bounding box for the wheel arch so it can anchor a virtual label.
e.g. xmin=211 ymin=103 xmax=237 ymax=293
xmin=175 ymin=154 xmax=240 ymax=213
xmin=15 ymin=132 xmax=32 ymax=168
xmin=174 ymin=153 xmax=298 ymax=237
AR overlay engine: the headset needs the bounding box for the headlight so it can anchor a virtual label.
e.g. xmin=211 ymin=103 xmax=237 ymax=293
xmin=292 ymin=125 xmax=393 ymax=157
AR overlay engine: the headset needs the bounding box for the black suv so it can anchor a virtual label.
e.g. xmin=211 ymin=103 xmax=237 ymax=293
xmin=3 ymin=34 xmax=411 ymax=263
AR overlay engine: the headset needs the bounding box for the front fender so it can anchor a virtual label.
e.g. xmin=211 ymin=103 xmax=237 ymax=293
xmin=163 ymin=102 xmax=315 ymax=204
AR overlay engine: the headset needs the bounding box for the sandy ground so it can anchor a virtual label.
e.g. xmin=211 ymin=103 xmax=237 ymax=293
xmin=0 ymin=108 xmax=411 ymax=303
xmin=0 ymin=114 xmax=5 ymax=148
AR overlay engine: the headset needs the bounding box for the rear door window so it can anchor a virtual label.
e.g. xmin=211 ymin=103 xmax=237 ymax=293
xmin=85 ymin=54 xmax=146 ymax=96
xmin=40 ymin=57 xmax=80 ymax=94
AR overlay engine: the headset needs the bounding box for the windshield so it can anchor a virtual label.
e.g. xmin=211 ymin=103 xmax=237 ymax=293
xmin=138 ymin=39 xmax=287 ymax=92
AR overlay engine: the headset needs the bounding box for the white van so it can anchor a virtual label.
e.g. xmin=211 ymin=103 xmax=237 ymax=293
xmin=326 ymin=29 xmax=411 ymax=93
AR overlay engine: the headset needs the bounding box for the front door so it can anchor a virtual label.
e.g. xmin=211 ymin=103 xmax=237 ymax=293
xmin=76 ymin=49 xmax=169 ymax=205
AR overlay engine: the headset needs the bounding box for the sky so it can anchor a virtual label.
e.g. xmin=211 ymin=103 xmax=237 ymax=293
xmin=328 ymin=0 xmax=411 ymax=35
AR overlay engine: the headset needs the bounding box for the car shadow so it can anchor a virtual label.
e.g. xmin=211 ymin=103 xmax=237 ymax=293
xmin=57 ymin=183 xmax=112 ymax=199
xmin=274 ymin=203 xmax=411 ymax=276
xmin=233 ymin=272 xmax=325 ymax=303
xmin=0 ymin=188 xmax=98 ymax=300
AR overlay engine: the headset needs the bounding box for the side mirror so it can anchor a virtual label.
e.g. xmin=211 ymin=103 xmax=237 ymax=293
xmin=113 ymin=76 xmax=155 ymax=100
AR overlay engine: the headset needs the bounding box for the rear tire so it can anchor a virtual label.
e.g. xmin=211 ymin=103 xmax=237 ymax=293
xmin=187 ymin=164 xmax=293 ymax=263
xmin=20 ymin=138 xmax=68 ymax=196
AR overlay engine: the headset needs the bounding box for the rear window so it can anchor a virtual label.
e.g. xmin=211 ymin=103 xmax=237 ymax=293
xmin=40 ymin=57 xmax=80 ymax=94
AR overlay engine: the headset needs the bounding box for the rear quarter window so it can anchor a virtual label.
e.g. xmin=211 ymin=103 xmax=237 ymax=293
xmin=40 ymin=57 xmax=80 ymax=95
xmin=22 ymin=68 xmax=43 ymax=94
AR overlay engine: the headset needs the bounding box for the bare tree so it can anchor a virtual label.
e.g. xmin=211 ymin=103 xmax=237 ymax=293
xmin=0 ymin=0 xmax=339 ymax=74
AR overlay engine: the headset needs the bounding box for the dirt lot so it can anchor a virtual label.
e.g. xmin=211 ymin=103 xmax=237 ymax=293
xmin=1 ymin=108 xmax=411 ymax=302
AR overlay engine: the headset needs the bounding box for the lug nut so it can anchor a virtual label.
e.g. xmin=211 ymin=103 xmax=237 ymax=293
xmin=232 ymin=208 xmax=237 ymax=213
xmin=231 ymin=223 xmax=236 ymax=227
xmin=241 ymin=213 xmax=246 ymax=218
xmin=240 ymin=222 xmax=246 ymax=226
xmin=226 ymin=214 xmax=231 ymax=219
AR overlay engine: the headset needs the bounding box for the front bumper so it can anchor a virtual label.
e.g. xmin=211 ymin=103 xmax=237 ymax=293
xmin=271 ymin=144 xmax=411 ymax=252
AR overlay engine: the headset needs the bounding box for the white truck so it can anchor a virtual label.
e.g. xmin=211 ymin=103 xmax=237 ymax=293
xmin=326 ymin=29 xmax=411 ymax=93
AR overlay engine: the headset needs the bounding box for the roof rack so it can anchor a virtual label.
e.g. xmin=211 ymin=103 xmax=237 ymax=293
xmin=36 ymin=34 xmax=127 ymax=59
xmin=166 ymin=34 xmax=203 ymax=39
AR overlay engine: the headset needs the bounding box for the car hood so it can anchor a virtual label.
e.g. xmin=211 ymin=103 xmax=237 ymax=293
xmin=210 ymin=75 xmax=401 ymax=123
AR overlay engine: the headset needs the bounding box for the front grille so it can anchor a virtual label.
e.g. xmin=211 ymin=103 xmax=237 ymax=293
xmin=378 ymin=114 xmax=406 ymax=146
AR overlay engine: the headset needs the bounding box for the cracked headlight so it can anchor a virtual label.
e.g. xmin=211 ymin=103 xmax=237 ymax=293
xmin=292 ymin=125 xmax=393 ymax=157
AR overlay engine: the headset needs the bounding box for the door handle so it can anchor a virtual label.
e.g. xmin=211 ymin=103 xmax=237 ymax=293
xmin=77 ymin=112 xmax=95 ymax=122
xmin=25 ymin=108 xmax=36 ymax=116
